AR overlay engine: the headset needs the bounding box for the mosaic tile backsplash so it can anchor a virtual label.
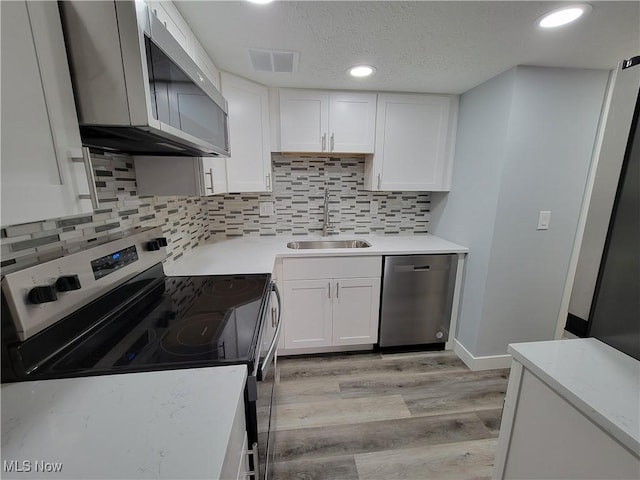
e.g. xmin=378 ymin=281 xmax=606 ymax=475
xmin=1 ymin=152 xmax=210 ymax=275
xmin=1 ymin=154 xmax=431 ymax=275
xmin=207 ymin=156 xmax=431 ymax=238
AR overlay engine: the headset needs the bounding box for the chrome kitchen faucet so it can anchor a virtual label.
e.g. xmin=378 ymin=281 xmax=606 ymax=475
xmin=322 ymin=187 xmax=338 ymax=236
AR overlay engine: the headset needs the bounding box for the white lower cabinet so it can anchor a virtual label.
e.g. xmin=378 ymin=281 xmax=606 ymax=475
xmin=281 ymin=256 xmax=381 ymax=351
xmin=332 ymin=277 xmax=381 ymax=346
xmin=283 ymin=279 xmax=334 ymax=349
xmin=220 ymin=388 xmax=249 ymax=480
xmin=494 ymin=360 xmax=640 ymax=480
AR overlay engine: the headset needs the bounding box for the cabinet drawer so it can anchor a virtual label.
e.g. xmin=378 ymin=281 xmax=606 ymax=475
xmin=283 ymin=256 xmax=381 ymax=280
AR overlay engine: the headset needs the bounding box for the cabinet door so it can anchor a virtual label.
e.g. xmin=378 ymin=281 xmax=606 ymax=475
xmin=1 ymin=1 xmax=92 ymax=226
xmin=134 ymin=156 xmax=202 ymax=196
xmin=283 ymin=280 xmax=332 ymax=349
xmin=279 ymin=90 xmax=329 ymax=152
xmin=201 ymin=157 xmax=228 ymax=195
xmin=332 ymin=278 xmax=381 ymax=346
xmin=329 ymin=93 xmax=377 ymax=153
xmin=221 ymin=72 xmax=272 ymax=193
xmin=370 ymin=93 xmax=456 ymax=191
xmin=135 ymin=156 xmax=227 ymax=196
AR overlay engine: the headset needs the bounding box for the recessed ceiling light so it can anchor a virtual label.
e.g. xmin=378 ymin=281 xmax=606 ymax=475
xmin=537 ymin=4 xmax=592 ymax=28
xmin=348 ymin=65 xmax=376 ymax=78
xmin=247 ymin=0 xmax=273 ymax=5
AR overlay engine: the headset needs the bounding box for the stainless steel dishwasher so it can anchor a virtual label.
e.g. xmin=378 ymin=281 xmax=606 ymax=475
xmin=379 ymin=255 xmax=457 ymax=347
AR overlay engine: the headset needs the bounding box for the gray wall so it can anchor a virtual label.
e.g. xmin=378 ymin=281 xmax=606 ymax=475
xmin=430 ymin=68 xmax=516 ymax=353
xmin=431 ymin=66 xmax=609 ymax=358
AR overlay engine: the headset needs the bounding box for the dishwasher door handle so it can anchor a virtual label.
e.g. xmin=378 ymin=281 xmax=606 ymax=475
xmin=394 ymin=265 xmax=431 ymax=272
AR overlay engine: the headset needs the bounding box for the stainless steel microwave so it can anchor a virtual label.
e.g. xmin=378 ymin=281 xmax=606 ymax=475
xmin=59 ymin=1 xmax=230 ymax=157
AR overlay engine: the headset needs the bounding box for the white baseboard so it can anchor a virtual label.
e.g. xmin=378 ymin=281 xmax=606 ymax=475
xmin=453 ymin=339 xmax=512 ymax=370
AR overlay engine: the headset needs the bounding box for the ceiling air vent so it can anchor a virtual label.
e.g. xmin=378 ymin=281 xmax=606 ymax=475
xmin=248 ymin=48 xmax=299 ymax=73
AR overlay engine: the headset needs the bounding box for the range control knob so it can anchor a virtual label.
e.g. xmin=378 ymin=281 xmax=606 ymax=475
xmin=155 ymin=237 xmax=168 ymax=247
xmin=145 ymin=240 xmax=160 ymax=251
xmin=28 ymin=285 xmax=58 ymax=304
xmin=56 ymin=275 xmax=82 ymax=292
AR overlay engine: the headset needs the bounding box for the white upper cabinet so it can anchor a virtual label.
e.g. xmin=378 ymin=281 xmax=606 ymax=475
xmin=280 ymin=90 xmax=328 ymax=152
xmin=328 ymin=93 xmax=377 ymax=153
xmin=134 ymin=156 xmax=228 ymax=196
xmin=190 ymin=39 xmax=220 ymax=90
xmin=279 ymin=89 xmax=376 ymax=154
xmin=146 ymin=0 xmax=191 ymax=52
xmin=365 ymin=93 xmax=458 ymax=192
xmin=221 ymin=72 xmax=272 ymax=193
xmin=1 ymin=1 xmax=93 ymax=226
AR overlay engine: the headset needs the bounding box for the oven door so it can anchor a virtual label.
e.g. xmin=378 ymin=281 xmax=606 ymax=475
xmin=256 ymin=282 xmax=281 ymax=480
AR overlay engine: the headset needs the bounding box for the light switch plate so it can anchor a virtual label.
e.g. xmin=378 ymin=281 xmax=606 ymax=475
xmin=537 ymin=210 xmax=551 ymax=230
xmin=370 ymin=200 xmax=379 ymax=215
xmin=259 ymin=202 xmax=274 ymax=217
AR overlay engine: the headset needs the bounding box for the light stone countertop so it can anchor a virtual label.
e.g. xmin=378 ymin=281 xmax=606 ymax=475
xmin=165 ymin=234 xmax=468 ymax=276
xmin=1 ymin=365 xmax=247 ymax=479
xmin=508 ymin=338 xmax=640 ymax=456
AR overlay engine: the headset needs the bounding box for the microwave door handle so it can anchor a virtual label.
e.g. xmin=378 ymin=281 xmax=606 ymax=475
xmin=259 ymin=282 xmax=282 ymax=381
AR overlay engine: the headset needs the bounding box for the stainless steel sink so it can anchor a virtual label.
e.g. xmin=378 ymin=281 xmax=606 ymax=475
xmin=286 ymin=240 xmax=372 ymax=250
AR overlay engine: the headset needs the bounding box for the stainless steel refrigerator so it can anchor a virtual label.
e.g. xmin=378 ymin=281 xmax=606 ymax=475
xmin=588 ymin=57 xmax=640 ymax=360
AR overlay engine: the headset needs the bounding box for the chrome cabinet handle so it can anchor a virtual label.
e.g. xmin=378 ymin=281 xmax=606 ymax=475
xmin=328 ymin=282 xmax=331 ymax=298
xmin=205 ymin=168 xmax=214 ymax=193
xmin=322 ymin=133 xmax=327 ymax=151
xmin=72 ymin=146 xmax=99 ymax=210
xmin=266 ymin=173 xmax=271 ymax=190
xmin=271 ymin=305 xmax=276 ymax=328
xmin=377 ymin=173 xmax=381 ymax=190
xmin=336 ymin=282 xmax=339 ymax=298
xmin=330 ymin=133 xmax=335 ymax=152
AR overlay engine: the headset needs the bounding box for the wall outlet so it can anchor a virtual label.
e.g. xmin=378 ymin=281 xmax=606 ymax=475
xmin=370 ymin=200 xmax=379 ymax=215
xmin=259 ymin=202 xmax=274 ymax=217
xmin=537 ymin=210 xmax=551 ymax=230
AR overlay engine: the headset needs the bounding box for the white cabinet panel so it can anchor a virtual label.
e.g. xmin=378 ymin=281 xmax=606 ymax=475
xmin=1 ymin=1 xmax=92 ymax=226
xmin=279 ymin=89 xmax=376 ymax=154
xmin=365 ymin=93 xmax=458 ymax=192
xmin=147 ymin=1 xmax=220 ymax=89
xmin=282 ymin=256 xmax=382 ymax=281
xmin=332 ymin=278 xmax=381 ymax=345
xmin=280 ymin=90 xmax=328 ymax=152
xmin=147 ymin=0 xmax=190 ymax=52
xmin=219 ymin=388 xmax=249 ymax=480
xmin=202 ymin=156 xmax=228 ymax=195
xmin=329 ymin=93 xmax=377 ymax=153
xmin=221 ymin=72 xmax=272 ymax=193
xmin=191 ymin=39 xmax=220 ymax=90
xmin=496 ymin=366 xmax=640 ymax=480
xmin=283 ymin=280 xmax=333 ymax=349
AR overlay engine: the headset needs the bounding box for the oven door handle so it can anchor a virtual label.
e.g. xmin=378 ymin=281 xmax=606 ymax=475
xmin=258 ymin=282 xmax=282 ymax=382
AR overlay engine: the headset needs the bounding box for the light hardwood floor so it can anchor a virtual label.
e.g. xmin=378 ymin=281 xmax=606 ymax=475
xmin=270 ymin=351 xmax=509 ymax=480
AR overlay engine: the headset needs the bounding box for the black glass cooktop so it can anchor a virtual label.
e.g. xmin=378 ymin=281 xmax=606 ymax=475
xmin=3 ymin=264 xmax=271 ymax=381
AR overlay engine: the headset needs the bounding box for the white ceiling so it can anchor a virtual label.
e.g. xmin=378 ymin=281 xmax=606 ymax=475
xmin=176 ymin=1 xmax=640 ymax=94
